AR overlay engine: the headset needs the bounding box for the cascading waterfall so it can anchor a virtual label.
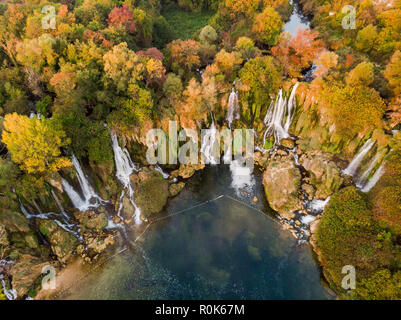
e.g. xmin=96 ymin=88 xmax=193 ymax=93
xmin=1 ymin=278 xmax=17 ymax=300
xmin=0 ymin=260 xmax=17 ymax=300
xmin=356 ymin=153 xmax=381 ymax=188
xmin=361 ymin=163 xmax=385 ymax=193
xmin=62 ymin=155 xmax=104 ymax=212
xmin=154 ymin=165 xmax=169 ymax=179
xmin=263 ymin=83 xmax=299 ymax=147
xmin=226 ymin=87 xmax=240 ymax=129
xmin=111 ymin=133 xmax=142 ymax=225
xmin=200 ymin=112 xmax=219 ymax=165
xmin=18 ymin=197 xmax=83 ymax=242
xmin=343 ymin=139 xmax=375 ymax=176
xmin=229 ymin=159 xmax=255 ymax=197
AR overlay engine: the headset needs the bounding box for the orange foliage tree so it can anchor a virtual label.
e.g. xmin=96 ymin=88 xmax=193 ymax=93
xmin=272 ymin=29 xmax=325 ymax=78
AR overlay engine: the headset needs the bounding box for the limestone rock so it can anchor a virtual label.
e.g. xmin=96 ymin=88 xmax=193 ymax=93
xmin=281 ymin=138 xmax=295 ymax=149
xmin=10 ymin=254 xmax=51 ymax=297
xmin=299 ymin=151 xmax=343 ymax=199
xmin=37 ymin=219 xmax=78 ymax=263
xmin=135 ymin=175 xmax=169 ymax=215
xmin=74 ymin=211 xmax=108 ymax=232
xmin=263 ymin=156 xmax=303 ymax=217
xmin=0 ymin=210 xmax=30 ymax=233
xmin=169 ymin=182 xmax=185 ymax=197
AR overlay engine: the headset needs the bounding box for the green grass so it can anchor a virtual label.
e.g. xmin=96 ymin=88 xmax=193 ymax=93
xmin=163 ymin=9 xmax=215 ymax=41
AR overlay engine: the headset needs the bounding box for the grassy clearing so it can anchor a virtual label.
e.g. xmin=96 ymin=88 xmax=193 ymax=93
xmin=163 ymin=9 xmax=215 ymax=41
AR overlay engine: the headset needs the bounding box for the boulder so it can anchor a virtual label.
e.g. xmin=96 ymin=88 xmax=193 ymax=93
xmin=299 ymin=151 xmax=343 ymax=199
xmin=263 ymin=156 xmax=303 ymax=218
xmin=37 ymin=219 xmax=78 ymax=263
xmin=169 ymin=182 xmax=185 ymax=197
xmin=74 ymin=211 xmax=108 ymax=232
xmin=281 ymin=138 xmax=295 ymax=149
xmin=0 ymin=210 xmax=30 ymax=233
xmin=85 ymin=234 xmax=114 ymax=254
xmin=10 ymin=253 xmax=52 ymax=297
xmin=135 ymin=175 xmax=169 ymax=215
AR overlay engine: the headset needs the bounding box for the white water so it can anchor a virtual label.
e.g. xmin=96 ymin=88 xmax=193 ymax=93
xmin=361 ymin=163 xmax=385 ymax=193
xmin=111 ymin=133 xmax=142 ymax=225
xmin=155 ymin=165 xmax=169 ymax=179
xmin=343 ymin=139 xmax=375 ymax=177
xmin=226 ymin=88 xmax=240 ymax=128
xmin=1 ymin=278 xmax=17 ymax=300
xmin=62 ymin=155 xmax=104 ymax=211
xmin=356 ymin=153 xmax=381 ymax=188
xmin=263 ymin=83 xmax=299 ymax=146
xmin=301 ymin=215 xmax=316 ymax=225
xmin=200 ymin=115 xmax=219 ymax=165
xmin=307 ymin=197 xmax=331 ymax=213
xmin=229 ymin=159 xmax=255 ymax=197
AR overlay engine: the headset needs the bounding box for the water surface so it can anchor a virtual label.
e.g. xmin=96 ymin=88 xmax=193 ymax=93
xmin=64 ymin=166 xmax=331 ymax=300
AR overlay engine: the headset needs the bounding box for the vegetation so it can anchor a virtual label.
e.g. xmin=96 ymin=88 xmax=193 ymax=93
xmin=0 ymin=0 xmax=399 ymax=300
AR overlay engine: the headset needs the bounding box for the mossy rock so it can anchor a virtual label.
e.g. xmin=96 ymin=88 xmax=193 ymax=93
xmin=135 ymin=176 xmax=169 ymax=215
xmin=37 ymin=219 xmax=78 ymax=263
xmin=0 ymin=210 xmax=30 ymax=233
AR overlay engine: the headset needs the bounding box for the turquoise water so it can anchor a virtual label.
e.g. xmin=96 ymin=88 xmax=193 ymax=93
xmin=64 ymin=166 xmax=331 ymax=300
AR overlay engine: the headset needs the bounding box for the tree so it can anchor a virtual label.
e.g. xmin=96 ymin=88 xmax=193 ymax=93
xmin=107 ymin=4 xmax=136 ymax=34
xmin=163 ymin=73 xmax=183 ymax=103
xmin=214 ymin=49 xmax=243 ymax=81
xmin=199 ymin=25 xmax=218 ymax=44
xmin=103 ymin=42 xmax=144 ymax=92
xmin=252 ymin=6 xmax=283 ymax=46
xmin=346 ymin=62 xmax=374 ymax=87
xmin=272 ymin=29 xmax=325 ymax=78
xmin=166 ymin=40 xmax=201 ymax=78
xmin=2 ymin=113 xmax=71 ymax=174
xmin=355 ymin=24 xmax=378 ymax=54
xmin=320 ymin=83 xmax=386 ymax=139
xmin=235 ymin=36 xmax=258 ymax=60
xmin=239 ymin=56 xmax=282 ymax=119
xmin=314 ymin=51 xmax=338 ymax=78
xmin=384 ymin=50 xmax=401 ymax=95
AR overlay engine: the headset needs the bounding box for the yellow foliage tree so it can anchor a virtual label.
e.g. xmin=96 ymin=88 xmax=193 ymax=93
xmin=2 ymin=113 xmax=71 ymax=174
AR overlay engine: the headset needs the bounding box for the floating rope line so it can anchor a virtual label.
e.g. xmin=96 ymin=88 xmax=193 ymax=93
xmin=134 ymin=194 xmax=224 ymax=242
xmin=44 ymin=193 xmax=278 ymax=300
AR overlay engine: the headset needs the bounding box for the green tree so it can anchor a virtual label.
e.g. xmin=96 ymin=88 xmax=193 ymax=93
xmin=252 ymin=6 xmax=283 ymax=46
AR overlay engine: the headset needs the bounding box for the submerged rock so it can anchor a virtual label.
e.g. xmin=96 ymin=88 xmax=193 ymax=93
xmin=169 ymin=182 xmax=185 ymax=197
xmin=299 ymin=151 xmax=343 ymax=199
xmin=263 ymin=156 xmax=303 ymax=219
xmin=37 ymin=219 xmax=78 ymax=263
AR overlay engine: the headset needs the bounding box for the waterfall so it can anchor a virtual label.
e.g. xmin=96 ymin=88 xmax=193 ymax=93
xmin=111 ymin=133 xmax=142 ymax=225
xmin=361 ymin=163 xmax=385 ymax=193
xmin=263 ymin=83 xmax=299 ymax=146
xmin=1 ymin=278 xmax=17 ymax=300
xmin=343 ymin=139 xmax=375 ymax=176
xmin=62 ymin=155 xmax=104 ymax=212
xmin=229 ymin=159 xmax=255 ymax=197
xmin=200 ymin=113 xmax=219 ymax=165
xmin=356 ymin=153 xmax=380 ymax=188
xmin=307 ymin=197 xmax=331 ymax=213
xmin=226 ymin=88 xmax=240 ymax=128
xmin=155 ymin=165 xmax=169 ymax=179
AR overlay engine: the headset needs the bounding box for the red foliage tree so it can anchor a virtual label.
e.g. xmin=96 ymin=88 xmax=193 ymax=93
xmin=107 ymin=4 xmax=136 ymax=34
